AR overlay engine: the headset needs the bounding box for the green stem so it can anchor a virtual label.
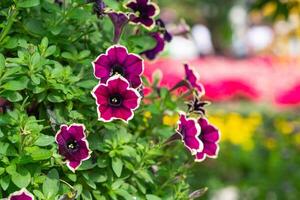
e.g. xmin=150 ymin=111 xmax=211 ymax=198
xmin=0 ymin=6 xmax=18 ymax=44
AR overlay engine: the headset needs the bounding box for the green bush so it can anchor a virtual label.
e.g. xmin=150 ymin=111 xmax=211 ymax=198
xmin=0 ymin=0 xmax=218 ymax=199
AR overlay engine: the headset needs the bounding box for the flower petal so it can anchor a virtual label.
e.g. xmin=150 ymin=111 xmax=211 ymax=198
xmin=107 ymin=75 xmax=130 ymax=94
xmin=123 ymin=89 xmax=140 ymax=109
xmin=93 ymin=54 xmax=111 ymax=79
xmin=67 ymin=160 xmax=81 ymax=172
xmin=68 ymin=124 xmax=85 ymax=141
xmin=9 ymin=188 xmax=34 ymax=200
xmin=114 ymin=107 xmax=133 ymax=122
xmin=98 ymin=105 xmax=113 ymax=121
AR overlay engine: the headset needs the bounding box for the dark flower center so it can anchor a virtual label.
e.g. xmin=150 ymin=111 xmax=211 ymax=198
xmin=66 ymin=140 xmax=79 ymax=152
xmin=111 ymin=64 xmax=124 ymax=76
xmin=109 ymin=94 xmax=123 ymax=107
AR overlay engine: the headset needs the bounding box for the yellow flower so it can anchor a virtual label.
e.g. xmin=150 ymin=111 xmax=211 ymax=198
xmin=274 ymin=119 xmax=294 ymax=135
xmin=163 ymin=114 xmax=179 ymax=127
xmin=265 ymin=138 xmax=276 ymax=150
xmin=209 ymin=112 xmax=261 ymax=151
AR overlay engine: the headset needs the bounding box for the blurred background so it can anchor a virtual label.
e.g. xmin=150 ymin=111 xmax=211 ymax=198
xmin=146 ymin=0 xmax=300 ymax=199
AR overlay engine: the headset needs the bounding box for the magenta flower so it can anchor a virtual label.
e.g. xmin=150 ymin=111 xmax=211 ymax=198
xmin=93 ymin=45 xmax=144 ymax=88
xmin=195 ymin=118 xmax=220 ymax=162
xmin=92 ymin=75 xmax=141 ymax=122
xmin=8 ymin=188 xmax=34 ymax=200
xmin=184 ymin=64 xmax=205 ymax=95
xmin=55 ymin=124 xmax=91 ymax=172
xmin=176 ymin=113 xmax=203 ymax=155
xmin=107 ymin=11 xmax=129 ymax=43
xmin=142 ymin=32 xmax=165 ymax=60
xmin=125 ymin=0 xmax=159 ymax=29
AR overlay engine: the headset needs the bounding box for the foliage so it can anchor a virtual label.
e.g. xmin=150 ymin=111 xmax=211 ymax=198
xmin=0 ymin=0 xmax=208 ymax=199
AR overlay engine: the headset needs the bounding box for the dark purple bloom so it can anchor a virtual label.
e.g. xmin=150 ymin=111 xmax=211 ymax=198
xmin=91 ymin=0 xmax=106 ymax=17
xmin=108 ymin=11 xmax=129 ymax=43
xmin=142 ymin=32 xmax=165 ymax=60
xmin=8 ymin=188 xmax=34 ymax=200
xmin=93 ymin=45 xmax=144 ymax=88
xmin=184 ymin=64 xmax=205 ymax=95
xmin=195 ymin=118 xmax=220 ymax=162
xmin=92 ymin=75 xmax=141 ymax=122
xmin=156 ymin=19 xmax=172 ymax=42
xmin=55 ymin=124 xmax=91 ymax=172
xmin=176 ymin=113 xmax=203 ymax=155
xmin=187 ymin=95 xmax=210 ymax=116
xmin=126 ymin=0 xmax=159 ymax=29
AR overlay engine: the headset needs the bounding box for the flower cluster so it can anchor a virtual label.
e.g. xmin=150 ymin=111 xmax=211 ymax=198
xmin=4 ymin=0 xmax=220 ymax=198
xmin=174 ymin=64 xmax=221 ymax=162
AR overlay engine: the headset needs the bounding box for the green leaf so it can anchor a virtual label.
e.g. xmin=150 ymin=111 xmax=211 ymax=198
xmin=115 ymin=189 xmax=132 ymax=200
xmin=24 ymin=146 xmax=52 ymax=161
xmin=82 ymin=190 xmax=92 ymax=200
xmin=17 ymin=0 xmax=40 ymax=8
xmin=47 ymin=92 xmax=64 ymax=103
xmin=79 ymin=50 xmax=91 ymax=59
xmin=11 ymin=168 xmax=31 ymax=188
xmin=0 ymin=167 xmax=5 ymax=176
xmin=2 ymin=76 xmax=29 ymax=91
xmin=0 ymin=53 xmax=5 ymax=71
xmin=34 ymin=134 xmax=55 ymax=146
xmin=76 ymin=80 xmax=97 ymax=89
xmin=43 ymin=169 xmax=59 ymax=198
xmin=1 ymin=91 xmax=23 ymax=102
xmin=146 ymin=194 xmax=162 ymax=200
xmin=33 ymin=190 xmax=45 ymax=199
xmin=0 ymin=175 xmax=10 ymax=190
xmin=112 ymin=157 xmax=123 ymax=177
xmin=45 ymin=45 xmax=56 ymax=57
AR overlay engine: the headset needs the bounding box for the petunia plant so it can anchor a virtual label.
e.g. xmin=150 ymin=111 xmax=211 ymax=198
xmin=0 ymin=0 xmax=220 ymax=199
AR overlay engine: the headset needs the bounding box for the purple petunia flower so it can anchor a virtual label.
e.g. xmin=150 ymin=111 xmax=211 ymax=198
xmin=184 ymin=64 xmax=205 ymax=95
xmin=92 ymin=75 xmax=141 ymax=123
xmin=93 ymin=45 xmax=144 ymax=88
xmin=142 ymin=32 xmax=165 ymax=60
xmin=8 ymin=188 xmax=34 ymax=200
xmin=125 ymin=0 xmax=160 ymax=29
xmin=55 ymin=124 xmax=91 ymax=172
xmin=107 ymin=11 xmax=129 ymax=43
xmin=195 ymin=118 xmax=220 ymax=162
xmin=176 ymin=113 xmax=203 ymax=155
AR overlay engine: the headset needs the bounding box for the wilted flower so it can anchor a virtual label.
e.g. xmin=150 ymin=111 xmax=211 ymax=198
xmin=142 ymin=32 xmax=165 ymax=60
xmin=107 ymin=11 xmax=129 ymax=43
xmin=156 ymin=19 xmax=172 ymax=42
xmin=93 ymin=45 xmax=144 ymax=88
xmin=126 ymin=0 xmax=159 ymax=29
xmin=55 ymin=124 xmax=91 ymax=172
xmin=184 ymin=64 xmax=205 ymax=95
xmin=89 ymin=0 xmax=106 ymax=17
xmin=176 ymin=113 xmax=203 ymax=155
xmin=92 ymin=75 xmax=141 ymax=122
xmin=186 ymin=95 xmax=210 ymax=116
xmin=195 ymin=118 xmax=220 ymax=162
xmin=8 ymin=188 xmax=34 ymax=200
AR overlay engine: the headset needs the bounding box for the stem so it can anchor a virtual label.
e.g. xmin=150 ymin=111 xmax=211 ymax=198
xmin=0 ymin=6 xmax=18 ymax=44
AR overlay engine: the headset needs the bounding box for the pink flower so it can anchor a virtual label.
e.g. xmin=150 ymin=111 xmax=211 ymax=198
xmin=93 ymin=45 xmax=144 ymax=88
xmin=92 ymin=75 xmax=141 ymax=122
xmin=184 ymin=64 xmax=205 ymax=95
xmin=55 ymin=124 xmax=91 ymax=172
xmin=176 ymin=113 xmax=203 ymax=155
xmin=8 ymin=188 xmax=34 ymax=200
xmin=195 ymin=118 xmax=220 ymax=162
